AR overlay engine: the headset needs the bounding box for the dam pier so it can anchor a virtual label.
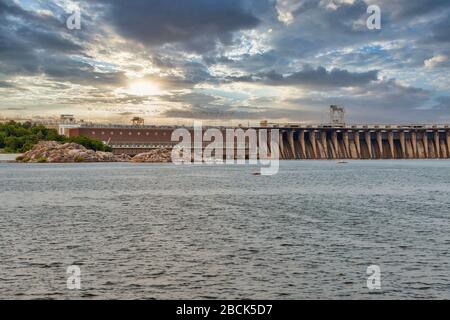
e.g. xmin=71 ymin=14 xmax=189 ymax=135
xmin=275 ymin=124 xmax=450 ymax=160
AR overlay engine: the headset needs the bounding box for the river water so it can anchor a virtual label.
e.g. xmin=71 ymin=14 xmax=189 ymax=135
xmin=0 ymin=160 xmax=449 ymax=299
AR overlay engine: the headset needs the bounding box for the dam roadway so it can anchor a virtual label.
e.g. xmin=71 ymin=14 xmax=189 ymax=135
xmin=66 ymin=124 xmax=450 ymax=159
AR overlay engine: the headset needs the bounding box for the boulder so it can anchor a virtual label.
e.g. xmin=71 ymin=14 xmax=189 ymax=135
xmin=131 ymin=149 xmax=172 ymax=163
xmin=116 ymin=153 xmax=132 ymax=162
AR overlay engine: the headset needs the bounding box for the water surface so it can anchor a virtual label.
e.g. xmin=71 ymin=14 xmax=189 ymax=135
xmin=0 ymin=160 xmax=449 ymax=299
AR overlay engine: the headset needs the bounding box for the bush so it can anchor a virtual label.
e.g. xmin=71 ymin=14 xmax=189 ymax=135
xmin=37 ymin=156 xmax=48 ymax=163
xmin=74 ymin=155 xmax=85 ymax=162
xmin=68 ymin=135 xmax=112 ymax=152
xmin=0 ymin=122 xmax=111 ymax=153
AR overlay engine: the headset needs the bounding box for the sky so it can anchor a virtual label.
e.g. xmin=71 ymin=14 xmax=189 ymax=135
xmin=0 ymin=0 xmax=449 ymax=125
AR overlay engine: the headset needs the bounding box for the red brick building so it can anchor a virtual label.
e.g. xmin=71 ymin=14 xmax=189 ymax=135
xmin=67 ymin=126 xmax=177 ymax=155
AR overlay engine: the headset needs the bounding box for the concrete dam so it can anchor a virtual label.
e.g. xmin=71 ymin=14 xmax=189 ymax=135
xmin=276 ymin=125 xmax=450 ymax=160
xmin=66 ymin=123 xmax=450 ymax=159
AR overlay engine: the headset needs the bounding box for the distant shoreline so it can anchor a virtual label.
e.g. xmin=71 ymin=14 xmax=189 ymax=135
xmin=0 ymin=153 xmax=22 ymax=162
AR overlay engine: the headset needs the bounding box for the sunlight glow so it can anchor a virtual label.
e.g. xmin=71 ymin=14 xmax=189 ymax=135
xmin=127 ymin=81 xmax=161 ymax=96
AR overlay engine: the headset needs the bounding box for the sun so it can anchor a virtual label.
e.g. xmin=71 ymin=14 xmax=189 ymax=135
xmin=127 ymin=80 xmax=161 ymax=96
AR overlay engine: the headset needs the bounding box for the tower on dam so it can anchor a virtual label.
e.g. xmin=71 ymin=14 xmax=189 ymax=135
xmin=330 ymin=105 xmax=346 ymax=127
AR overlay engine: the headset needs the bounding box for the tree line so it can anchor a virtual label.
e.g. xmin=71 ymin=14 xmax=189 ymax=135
xmin=0 ymin=121 xmax=112 ymax=153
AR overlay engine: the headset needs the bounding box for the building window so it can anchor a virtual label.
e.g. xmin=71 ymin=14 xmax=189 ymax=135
xmin=137 ymin=132 xmax=141 ymax=136
xmin=120 ymin=132 xmax=123 ymax=135
xmin=110 ymin=132 xmax=114 ymax=135
xmin=129 ymin=132 xmax=132 ymax=135
xmin=92 ymin=131 xmax=96 ymax=135
xmin=146 ymin=132 xmax=149 ymax=136
xmin=102 ymin=132 xmax=105 ymax=135
xmin=155 ymin=132 xmax=158 ymax=136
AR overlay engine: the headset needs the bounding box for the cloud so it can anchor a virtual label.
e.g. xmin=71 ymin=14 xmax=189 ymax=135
xmin=0 ymin=0 xmax=127 ymax=89
xmin=432 ymin=96 xmax=450 ymax=111
xmin=160 ymin=103 xmax=320 ymax=121
xmin=0 ymin=0 xmax=450 ymax=123
xmin=287 ymin=79 xmax=434 ymax=122
xmin=60 ymin=94 xmax=151 ymax=106
xmin=91 ymin=0 xmax=260 ymax=52
xmin=159 ymin=92 xmax=219 ymax=105
xmin=231 ymin=66 xmax=379 ymax=88
xmin=424 ymin=54 xmax=448 ymax=68
xmin=0 ymin=81 xmax=15 ymax=88
xmin=429 ymin=14 xmax=450 ymax=43
xmin=275 ymin=0 xmax=304 ymax=25
xmin=372 ymin=0 xmax=450 ymax=19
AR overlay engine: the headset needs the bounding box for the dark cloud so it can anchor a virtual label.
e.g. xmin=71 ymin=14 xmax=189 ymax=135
xmin=264 ymin=0 xmax=449 ymax=73
xmin=206 ymin=50 xmax=288 ymax=74
xmin=377 ymin=0 xmax=450 ymax=19
xmin=140 ymin=60 xmax=218 ymax=89
xmin=286 ymin=79 xmax=434 ymax=123
xmin=430 ymin=14 xmax=450 ymax=43
xmin=160 ymin=104 xmax=319 ymax=121
xmin=42 ymin=57 xmax=128 ymax=88
xmin=432 ymin=96 xmax=450 ymax=110
xmin=0 ymin=81 xmax=15 ymax=88
xmin=62 ymin=94 xmax=151 ymax=106
xmin=4 ymin=107 xmax=26 ymax=111
xmin=159 ymin=92 xmax=256 ymax=119
xmin=159 ymin=92 xmax=219 ymax=105
xmin=231 ymin=66 xmax=379 ymax=88
xmin=0 ymin=0 xmax=82 ymax=59
xmin=0 ymin=0 xmax=123 ymax=88
xmin=162 ymin=106 xmax=241 ymax=120
xmin=91 ymin=0 xmax=260 ymax=52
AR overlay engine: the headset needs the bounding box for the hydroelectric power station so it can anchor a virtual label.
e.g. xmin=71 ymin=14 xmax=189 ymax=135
xmin=60 ymin=106 xmax=450 ymax=159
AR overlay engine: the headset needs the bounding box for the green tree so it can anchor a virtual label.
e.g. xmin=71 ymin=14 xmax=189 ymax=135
xmin=0 ymin=122 xmax=112 ymax=153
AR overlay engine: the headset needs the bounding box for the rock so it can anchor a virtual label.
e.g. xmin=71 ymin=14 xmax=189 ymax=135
xmin=16 ymin=141 xmax=176 ymax=163
xmin=116 ymin=153 xmax=132 ymax=162
xmin=18 ymin=141 xmax=120 ymax=163
xmin=131 ymin=149 xmax=173 ymax=163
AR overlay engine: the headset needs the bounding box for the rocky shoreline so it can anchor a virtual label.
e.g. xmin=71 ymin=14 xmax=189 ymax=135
xmin=130 ymin=148 xmax=172 ymax=163
xmin=16 ymin=141 xmax=173 ymax=163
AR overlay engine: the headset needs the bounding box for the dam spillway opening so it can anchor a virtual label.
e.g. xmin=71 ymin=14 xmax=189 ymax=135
xmin=278 ymin=128 xmax=450 ymax=160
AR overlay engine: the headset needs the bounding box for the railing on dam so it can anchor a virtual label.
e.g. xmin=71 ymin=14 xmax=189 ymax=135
xmin=262 ymin=124 xmax=450 ymax=130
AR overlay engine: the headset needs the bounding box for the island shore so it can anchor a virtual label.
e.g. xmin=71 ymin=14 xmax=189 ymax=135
xmin=14 ymin=141 xmax=173 ymax=163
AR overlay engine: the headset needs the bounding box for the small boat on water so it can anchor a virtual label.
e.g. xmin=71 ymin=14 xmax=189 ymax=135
xmin=337 ymin=160 xmax=348 ymax=164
